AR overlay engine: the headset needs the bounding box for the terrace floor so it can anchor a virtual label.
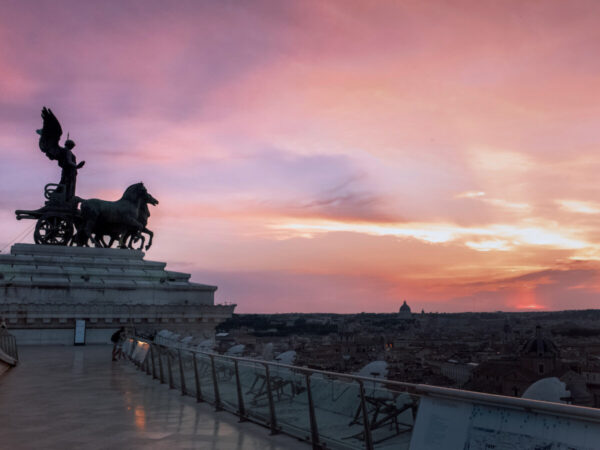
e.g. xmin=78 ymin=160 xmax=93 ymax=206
xmin=0 ymin=346 xmax=309 ymax=450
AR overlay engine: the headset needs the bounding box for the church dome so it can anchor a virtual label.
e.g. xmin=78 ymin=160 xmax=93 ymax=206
xmin=399 ymin=300 xmax=411 ymax=313
xmin=520 ymin=325 xmax=558 ymax=357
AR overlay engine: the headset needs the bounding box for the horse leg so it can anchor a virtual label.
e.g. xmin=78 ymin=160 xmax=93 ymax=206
xmin=107 ymin=235 xmax=117 ymax=248
xmin=136 ymin=233 xmax=146 ymax=250
xmin=76 ymin=218 xmax=94 ymax=247
xmin=126 ymin=232 xmax=135 ymax=249
xmin=97 ymin=234 xmax=108 ymax=248
xmin=91 ymin=233 xmax=104 ymax=248
xmin=117 ymin=232 xmax=128 ymax=249
xmin=143 ymin=227 xmax=154 ymax=250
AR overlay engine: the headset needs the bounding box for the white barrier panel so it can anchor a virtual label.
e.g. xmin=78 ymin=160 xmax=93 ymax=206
xmin=410 ymin=394 xmax=600 ymax=450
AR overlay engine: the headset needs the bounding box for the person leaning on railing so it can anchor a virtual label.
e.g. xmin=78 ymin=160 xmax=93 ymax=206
xmin=111 ymin=327 xmax=125 ymax=361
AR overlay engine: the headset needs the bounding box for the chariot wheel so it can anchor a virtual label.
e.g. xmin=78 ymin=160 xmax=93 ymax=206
xmin=34 ymin=215 xmax=74 ymax=246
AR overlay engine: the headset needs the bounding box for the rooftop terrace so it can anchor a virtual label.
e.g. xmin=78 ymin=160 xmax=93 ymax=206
xmin=2 ymin=338 xmax=600 ymax=449
xmin=0 ymin=345 xmax=307 ymax=450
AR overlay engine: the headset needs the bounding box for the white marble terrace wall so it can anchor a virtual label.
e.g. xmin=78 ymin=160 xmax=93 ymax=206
xmin=0 ymin=244 xmax=235 ymax=344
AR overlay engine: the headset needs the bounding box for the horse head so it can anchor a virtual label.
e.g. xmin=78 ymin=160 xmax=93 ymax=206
xmin=123 ymin=182 xmax=159 ymax=207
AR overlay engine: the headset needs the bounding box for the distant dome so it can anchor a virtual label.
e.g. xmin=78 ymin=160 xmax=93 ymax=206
xmin=399 ymin=301 xmax=411 ymax=313
xmin=521 ymin=325 xmax=558 ymax=357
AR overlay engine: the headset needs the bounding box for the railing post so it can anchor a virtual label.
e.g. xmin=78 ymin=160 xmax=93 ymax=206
xmin=193 ymin=354 xmax=203 ymax=402
xmin=210 ymin=354 xmax=222 ymax=411
xmin=358 ymin=380 xmax=374 ymax=450
xmin=234 ymin=360 xmax=246 ymax=421
xmin=158 ymin=346 xmax=165 ymax=384
xmin=150 ymin=345 xmax=157 ymax=379
xmin=178 ymin=349 xmax=187 ymax=395
xmin=264 ymin=364 xmax=278 ymax=434
xmin=305 ymin=373 xmax=321 ymax=449
xmin=167 ymin=350 xmax=174 ymax=389
xmin=145 ymin=351 xmax=151 ymax=375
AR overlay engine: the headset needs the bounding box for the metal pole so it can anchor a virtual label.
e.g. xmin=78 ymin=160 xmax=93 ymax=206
xmin=158 ymin=346 xmax=165 ymax=384
xmin=10 ymin=336 xmax=17 ymax=362
xmin=358 ymin=381 xmax=374 ymax=450
xmin=305 ymin=373 xmax=321 ymax=449
xmin=210 ymin=355 xmax=222 ymax=411
xmin=264 ymin=364 xmax=278 ymax=434
xmin=178 ymin=349 xmax=187 ymax=395
xmin=234 ymin=360 xmax=246 ymax=421
xmin=150 ymin=345 xmax=157 ymax=379
xmin=145 ymin=351 xmax=151 ymax=375
xmin=193 ymin=354 xmax=203 ymax=403
xmin=167 ymin=350 xmax=174 ymax=389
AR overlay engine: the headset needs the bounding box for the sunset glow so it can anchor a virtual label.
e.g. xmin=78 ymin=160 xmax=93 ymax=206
xmin=2 ymin=1 xmax=600 ymax=313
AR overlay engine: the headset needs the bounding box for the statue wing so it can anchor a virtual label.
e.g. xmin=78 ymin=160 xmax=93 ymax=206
xmin=37 ymin=107 xmax=63 ymax=160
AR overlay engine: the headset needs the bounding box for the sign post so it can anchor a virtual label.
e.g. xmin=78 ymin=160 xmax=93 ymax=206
xmin=74 ymin=319 xmax=86 ymax=345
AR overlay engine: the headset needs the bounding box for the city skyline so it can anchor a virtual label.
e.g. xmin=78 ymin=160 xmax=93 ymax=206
xmin=2 ymin=1 xmax=600 ymax=313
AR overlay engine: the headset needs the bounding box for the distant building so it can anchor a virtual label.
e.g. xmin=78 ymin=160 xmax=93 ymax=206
xmin=399 ymin=301 xmax=412 ymax=320
xmin=519 ymin=325 xmax=559 ymax=377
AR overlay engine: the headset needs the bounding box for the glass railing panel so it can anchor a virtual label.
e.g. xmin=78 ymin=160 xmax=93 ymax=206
xmin=213 ymin=357 xmax=238 ymax=413
xmin=309 ymin=374 xmax=364 ymax=449
xmin=0 ymin=331 xmax=18 ymax=363
xmin=122 ymin=338 xmax=134 ymax=356
xmin=366 ymin=381 xmax=419 ymax=450
xmin=132 ymin=342 xmax=149 ymax=363
xmin=165 ymin=348 xmax=181 ymax=390
xmin=269 ymin=366 xmax=312 ymax=443
xmin=237 ymin=360 xmax=271 ymax=426
xmin=129 ymin=338 xmax=424 ymax=450
xmin=159 ymin=347 xmax=173 ymax=385
xmin=179 ymin=350 xmax=197 ymax=397
xmin=195 ymin=353 xmax=216 ymax=403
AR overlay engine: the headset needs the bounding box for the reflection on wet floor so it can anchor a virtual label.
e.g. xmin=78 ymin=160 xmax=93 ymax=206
xmin=0 ymin=346 xmax=308 ymax=450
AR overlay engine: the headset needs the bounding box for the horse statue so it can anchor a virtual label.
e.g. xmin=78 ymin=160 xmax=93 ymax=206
xmin=74 ymin=183 xmax=158 ymax=250
xmin=97 ymin=200 xmax=152 ymax=250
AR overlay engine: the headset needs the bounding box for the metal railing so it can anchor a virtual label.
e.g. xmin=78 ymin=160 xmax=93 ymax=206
xmin=0 ymin=329 xmax=18 ymax=366
xmin=122 ymin=336 xmax=600 ymax=450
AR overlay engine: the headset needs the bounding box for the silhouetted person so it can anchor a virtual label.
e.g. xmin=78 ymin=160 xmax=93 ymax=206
xmin=111 ymin=327 xmax=125 ymax=361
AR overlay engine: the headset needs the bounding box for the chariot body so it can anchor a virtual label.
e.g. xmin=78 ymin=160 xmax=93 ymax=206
xmin=15 ymin=183 xmax=81 ymax=246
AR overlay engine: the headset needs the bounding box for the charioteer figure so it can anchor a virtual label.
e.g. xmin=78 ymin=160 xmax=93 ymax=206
xmin=37 ymin=107 xmax=85 ymax=201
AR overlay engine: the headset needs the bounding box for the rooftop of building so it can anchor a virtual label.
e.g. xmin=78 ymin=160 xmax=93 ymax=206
xmin=0 ymin=345 xmax=307 ymax=450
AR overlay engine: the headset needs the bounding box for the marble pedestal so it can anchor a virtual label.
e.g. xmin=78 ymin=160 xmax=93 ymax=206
xmin=0 ymin=244 xmax=235 ymax=344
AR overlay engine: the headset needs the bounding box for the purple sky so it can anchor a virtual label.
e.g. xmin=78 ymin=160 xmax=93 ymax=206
xmin=3 ymin=1 xmax=600 ymax=312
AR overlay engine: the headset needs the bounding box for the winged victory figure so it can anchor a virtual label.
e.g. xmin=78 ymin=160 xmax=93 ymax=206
xmin=36 ymin=107 xmax=85 ymax=201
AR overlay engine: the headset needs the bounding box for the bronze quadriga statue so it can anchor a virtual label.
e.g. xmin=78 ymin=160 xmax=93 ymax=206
xmin=15 ymin=107 xmax=158 ymax=250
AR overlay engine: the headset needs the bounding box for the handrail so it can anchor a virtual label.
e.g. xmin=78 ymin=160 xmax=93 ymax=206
xmin=134 ymin=334 xmax=600 ymax=420
xmin=133 ymin=335 xmax=417 ymax=391
xmin=124 ymin=335 xmax=600 ymax=450
xmin=0 ymin=330 xmax=19 ymax=366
